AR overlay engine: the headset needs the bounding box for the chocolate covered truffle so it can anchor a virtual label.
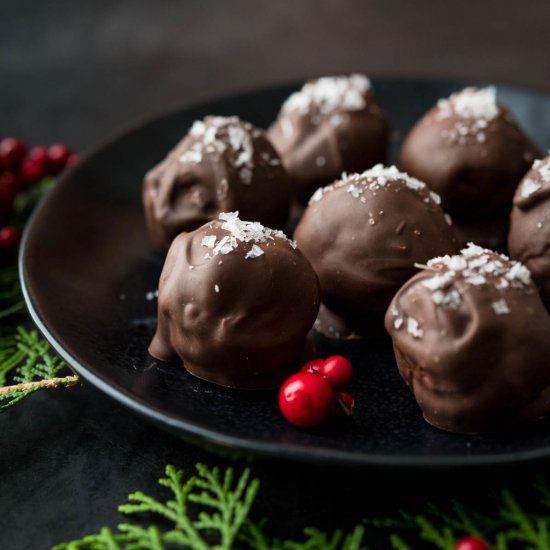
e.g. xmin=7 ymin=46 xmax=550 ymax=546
xmin=268 ymin=74 xmax=389 ymax=206
xmin=509 ymin=154 xmax=550 ymax=305
xmin=143 ymin=116 xmax=291 ymax=249
xmin=149 ymin=212 xmax=320 ymax=389
xmin=386 ymin=244 xmax=550 ymax=434
xmin=294 ymin=165 xmax=460 ymax=338
xmin=400 ymin=87 xmax=541 ymax=247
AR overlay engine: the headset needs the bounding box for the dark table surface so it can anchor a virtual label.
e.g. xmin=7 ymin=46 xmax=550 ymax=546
xmin=3 ymin=2 xmax=550 ymax=548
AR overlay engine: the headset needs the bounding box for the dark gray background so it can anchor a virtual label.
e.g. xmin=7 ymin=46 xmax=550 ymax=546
xmin=2 ymin=2 xmax=550 ymax=548
xmin=2 ymin=0 xmax=550 ymax=150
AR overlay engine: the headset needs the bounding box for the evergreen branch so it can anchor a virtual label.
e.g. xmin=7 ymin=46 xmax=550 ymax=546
xmin=190 ymin=463 xmax=260 ymax=548
xmin=389 ymin=534 xmax=412 ymax=550
xmin=0 ymin=374 xmax=80 ymax=394
xmin=0 ymin=300 xmax=25 ymax=319
xmin=536 ymin=476 xmax=550 ymax=510
xmin=0 ymin=265 xmax=24 ymax=320
xmin=0 ymin=327 xmax=79 ymax=412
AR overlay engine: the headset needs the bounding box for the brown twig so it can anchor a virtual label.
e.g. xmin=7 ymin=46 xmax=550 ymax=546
xmin=0 ymin=375 xmax=80 ymax=394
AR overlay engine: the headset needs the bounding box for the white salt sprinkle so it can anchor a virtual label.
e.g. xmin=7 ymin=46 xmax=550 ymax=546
xmin=437 ymin=87 xmax=498 ymax=120
xmin=492 ymin=299 xmax=510 ymax=315
xmin=281 ymin=74 xmax=371 ymax=116
xmin=407 ymin=317 xmax=424 ymax=339
xmin=309 ymin=164 xmax=444 ymax=209
xmin=420 ymin=243 xmax=532 ymax=312
xmin=200 ymin=212 xmax=294 ymax=260
xmin=521 ymin=179 xmax=542 ymax=198
xmin=182 ymin=116 xmax=256 ymax=183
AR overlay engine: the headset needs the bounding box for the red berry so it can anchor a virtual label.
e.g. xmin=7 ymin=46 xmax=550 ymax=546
xmin=0 ymin=138 xmax=27 ymax=170
xmin=301 ymin=358 xmax=325 ymax=375
xmin=335 ymin=391 xmax=354 ymax=416
xmin=0 ymin=226 xmax=20 ymax=249
xmin=279 ymin=372 xmax=336 ymax=427
xmin=320 ymin=356 xmax=353 ymax=389
xmin=28 ymin=146 xmax=50 ymax=165
xmin=21 ymin=159 xmax=47 ymax=185
xmin=455 ymin=536 xmax=490 ymax=550
xmin=65 ymin=153 xmax=78 ymax=167
xmin=0 ymin=173 xmax=18 ymax=216
xmin=48 ymin=144 xmax=72 ymax=173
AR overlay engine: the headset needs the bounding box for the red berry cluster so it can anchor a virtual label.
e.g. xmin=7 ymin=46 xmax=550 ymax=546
xmin=0 ymin=137 xmax=76 ymax=251
xmin=279 ymin=356 xmax=354 ymax=427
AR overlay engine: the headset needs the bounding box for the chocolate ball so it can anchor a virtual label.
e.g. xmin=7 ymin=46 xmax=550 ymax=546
xmin=149 ymin=212 xmax=320 ymax=389
xmin=386 ymin=244 xmax=550 ymax=434
xmin=509 ymin=154 xmax=550 ymax=305
xmin=268 ymin=74 xmax=389 ymax=206
xmin=400 ymin=87 xmax=541 ymax=247
xmin=143 ymin=116 xmax=291 ymax=249
xmin=294 ymin=165 xmax=460 ymax=338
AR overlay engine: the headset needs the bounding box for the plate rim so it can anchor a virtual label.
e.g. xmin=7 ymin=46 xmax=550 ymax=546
xmin=19 ymin=75 xmax=550 ymax=470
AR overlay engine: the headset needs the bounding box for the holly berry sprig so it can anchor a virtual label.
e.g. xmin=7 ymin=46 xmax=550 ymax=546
xmin=278 ymin=355 xmax=354 ymax=427
xmin=0 ymin=137 xmax=76 ymax=252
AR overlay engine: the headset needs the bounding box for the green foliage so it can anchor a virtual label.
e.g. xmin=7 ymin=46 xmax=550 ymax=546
xmin=0 ymin=265 xmax=25 ymax=319
xmin=0 ymin=326 xmax=76 ymax=412
xmin=369 ymin=477 xmax=550 ymax=549
xmin=0 ymin=176 xmax=55 ymax=321
xmin=52 ymin=462 xmax=550 ymax=550
xmin=13 ymin=176 xmax=55 ymax=224
xmin=53 ymin=464 xmax=367 ymax=550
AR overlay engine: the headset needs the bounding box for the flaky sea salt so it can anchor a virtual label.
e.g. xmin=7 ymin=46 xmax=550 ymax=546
xmin=308 ymin=165 xmax=444 ymax=209
xmin=437 ymin=87 xmax=499 ymax=145
xmin=181 ymin=116 xmax=256 ymax=183
xmin=521 ymin=179 xmax=542 ymax=198
xmin=437 ymin=87 xmax=498 ymax=120
xmin=492 ymin=299 xmax=510 ymax=315
xmin=200 ymin=212 xmax=294 ymax=259
xmin=420 ymin=243 xmax=532 ymax=313
xmin=281 ymin=74 xmax=371 ymax=116
xmin=407 ymin=317 xmax=424 ymax=339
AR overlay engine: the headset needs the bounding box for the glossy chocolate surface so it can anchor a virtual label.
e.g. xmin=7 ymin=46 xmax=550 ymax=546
xmin=386 ymin=245 xmax=550 ymax=434
xmin=20 ymin=78 xmax=550 ymax=468
xmin=144 ymin=116 xmax=290 ymax=249
xmin=268 ymin=75 xmax=389 ymax=206
xmin=149 ymin=213 xmax=320 ymax=389
xmin=294 ymin=165 xmax=460 ymax=338
xmin=509 ymin=154 xmax=550 ymax=305
xmin=400 ymin=87 xmax=540 ymax=246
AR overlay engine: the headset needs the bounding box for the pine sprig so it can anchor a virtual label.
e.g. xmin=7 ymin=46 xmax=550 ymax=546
xmin=189 ymin=463 xmax=259 ymax=547
xmin=0 ymin=326 xmax=79 ymax=412
xmin=54 ymin=464 xmax=368 ymax=550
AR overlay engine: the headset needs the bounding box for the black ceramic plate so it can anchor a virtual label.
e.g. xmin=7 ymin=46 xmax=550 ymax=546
xmin=20 ymin=78 xmax=550 ymax=469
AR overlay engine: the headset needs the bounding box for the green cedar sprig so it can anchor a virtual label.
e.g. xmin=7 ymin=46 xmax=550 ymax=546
xmin=0 ymin=326 xmax=79 ymax=412
xmin=53 ymin=464 xmax=550 ymax=550
xmin=53 ymin=464 xmax=368 ymax=550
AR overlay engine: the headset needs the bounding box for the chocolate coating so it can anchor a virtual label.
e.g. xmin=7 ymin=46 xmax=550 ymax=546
xmin=149 ymin=212 xmax=320 ymax=389
xmin=400 ymin=87 xmax=540 ymax=246
xmin=509 ymin=155 xmax=550 ymax=305
xmin=294 ymin=165 xmax=460 ymax=338
xmin=268 ymin=75 xmax=389 ymax=206
xmin=386 ymin=244 xmax=550 ymax=434
xmin=143 ymin=116 xmax=291 ymax=249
